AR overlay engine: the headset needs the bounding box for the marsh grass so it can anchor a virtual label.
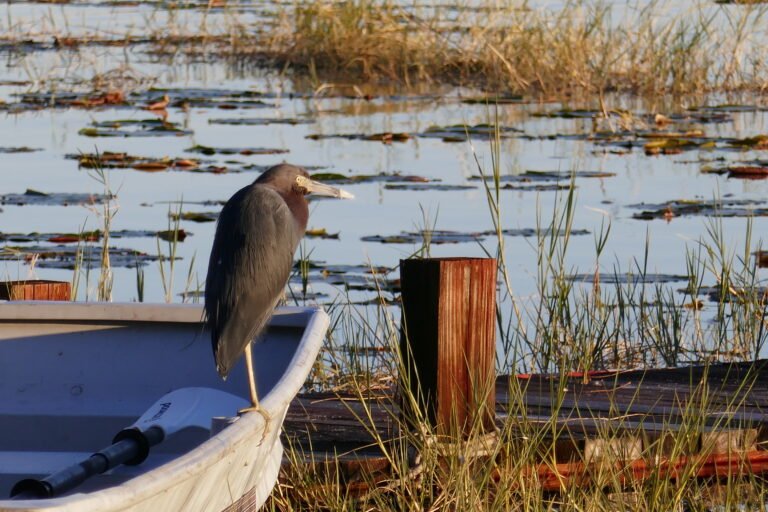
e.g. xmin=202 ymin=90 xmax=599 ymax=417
xmin=256 ymin=0 xmax=768 ymax=98
xmin=269 ymin=122 xmax=768 ymax=510
xmin=70 ymin=162 xmax=117 ymax=302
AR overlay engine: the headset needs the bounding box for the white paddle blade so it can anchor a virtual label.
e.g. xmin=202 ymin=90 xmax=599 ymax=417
xmin=130 ymin=387 xmax=249 ymax=437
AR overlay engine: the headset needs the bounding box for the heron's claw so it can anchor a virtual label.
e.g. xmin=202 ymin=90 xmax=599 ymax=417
xmin=238 ymin=404 xmax=272 ymax=425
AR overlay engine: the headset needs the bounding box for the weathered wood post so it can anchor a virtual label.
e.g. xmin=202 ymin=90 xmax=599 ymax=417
xmin=399 ymin=257 xmax=496 ymax=437
xmin=0 ymin=280 xmax=71 ymax=301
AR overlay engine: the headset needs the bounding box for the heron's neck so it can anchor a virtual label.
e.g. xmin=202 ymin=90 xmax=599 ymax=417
xmin=283 ymin=192 xmax=309 ymax=232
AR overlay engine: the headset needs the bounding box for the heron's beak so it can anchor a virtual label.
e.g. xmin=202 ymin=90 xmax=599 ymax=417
xmin=305 ymin=179 xmax=355 ymax=199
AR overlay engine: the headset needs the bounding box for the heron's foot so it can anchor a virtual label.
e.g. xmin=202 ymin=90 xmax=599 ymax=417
xmin=238 ymin=404 xmax=272 ymax=424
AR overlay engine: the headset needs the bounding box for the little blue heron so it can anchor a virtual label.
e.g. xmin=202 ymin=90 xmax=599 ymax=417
xmin=205 ymin=164 xmax=353 ymax=416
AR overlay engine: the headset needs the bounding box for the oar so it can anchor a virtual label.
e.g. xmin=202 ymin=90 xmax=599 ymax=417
xmin=10 ymin=387 xmax=248 ymax=500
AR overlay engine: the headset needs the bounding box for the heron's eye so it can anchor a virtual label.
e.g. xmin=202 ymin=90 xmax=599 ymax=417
xmin=294 ymin=176 xmax=310 ymax=195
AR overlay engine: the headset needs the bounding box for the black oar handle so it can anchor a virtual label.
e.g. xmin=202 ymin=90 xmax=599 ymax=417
xmin=10 ymin=426 xmax=164 ymax=500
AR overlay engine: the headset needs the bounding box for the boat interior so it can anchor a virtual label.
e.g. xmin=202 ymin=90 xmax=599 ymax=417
xmin=0 ymin=303 xmax=313 ymax=498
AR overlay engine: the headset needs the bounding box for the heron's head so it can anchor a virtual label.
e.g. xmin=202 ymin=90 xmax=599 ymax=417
xmin=257 ymin=164 xmax=354 ymax=200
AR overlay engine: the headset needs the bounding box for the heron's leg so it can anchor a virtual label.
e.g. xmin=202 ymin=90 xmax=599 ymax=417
xmin=238 ymin=343 xmax=272 ymax=422
xmin=244 ymin=342 xmax=259 ymax=407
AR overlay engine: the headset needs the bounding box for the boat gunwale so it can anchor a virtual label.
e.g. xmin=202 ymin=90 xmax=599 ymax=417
xmin=0 ymin=301 xmax=315 ymax=328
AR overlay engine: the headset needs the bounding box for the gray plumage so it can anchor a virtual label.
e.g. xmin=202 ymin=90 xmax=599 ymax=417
xmin=205 ymin=164 xmax=309 ymax=378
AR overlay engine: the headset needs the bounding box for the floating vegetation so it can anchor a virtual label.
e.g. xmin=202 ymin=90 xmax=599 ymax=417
xmin=4 ymin=87 xmax=281 ymax=113
xmin=185 ymin=144 xmax=288 ymax=156
xmin=0 ymin=190 xmax=114 ymax=207
xmin=532 ymin=108 xmax=602 ymax=119
xmin=79 ymin=119 xmax=193 ymax=137
xmin=70 ymin=152 xmax=208 ymax=173
xmin=696 ymin=104 xmax=766 ymax=113
xmin=0 ymin=146 xmax=40 ymax=153
xmin=305 ymin=228 xmax=340 ymax=239
xmin=209 ymin=117 xmax=315 ymax=126
xmin=501 ymin=183 xmax=575 ymax=192
xmin=0 ymin=229 xmax=190 ymax=243
xmin=630 ymin=199 xmax=768 ymax=220
xmin=288 ymin=262 xmax=399 ymax=293
xmin=691 ymin=285 xmax=768 ymax=303
xmin=726 ymin=134 xmax=768 ymax=150
xmin=725 ymin=165 xmax=768 ymax=179
xmin=502 ymin=227 xmax=590 ymax=237
xmin=532 ymin=108 xmax=733 ymax=126
xmin=362 ymin=230 xmax=484 ymax=244
xmin=418 ymin=123 xmax=522 ymax=142
xmin=567 ymin=273 xmax=690 ymax=284
xmin=470 ymin=170 xmax=614 ymax=182
xmin=310 ymin=172 xmax=432 ymax=184
xmin=362 ymin=227 xmax=589 ymax=244
xmin=170 ymin=211 xmax=219 ymax=223
xmin=133 ymin=88 xmax=278 ymax=109
xmin=10 ymin=90 xmax=127 ymax=110
xmin=0 ymin=245 xmax=168 ymax=269
xmin=677 ymin=110 xmax=733 ymax=124
xmin=644 ymin=137 xmax=715 ymax=155
xmin=460 ymin=94 xmax=524 ymax=104
xmin=306 ymin=131 xmax=411 ymax=143
xmin=384 ymin=183 xmax=477 ymax=191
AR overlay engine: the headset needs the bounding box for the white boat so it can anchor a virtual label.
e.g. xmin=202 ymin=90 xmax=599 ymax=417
xmin=0 ymin=301 xmax=328 ymax=512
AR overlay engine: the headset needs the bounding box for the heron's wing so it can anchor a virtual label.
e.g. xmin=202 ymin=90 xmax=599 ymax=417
xmin=205 ymin=185 xmax=302 ymax=377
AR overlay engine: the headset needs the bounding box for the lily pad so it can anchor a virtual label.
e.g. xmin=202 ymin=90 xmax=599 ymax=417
xmin=470 ymin=170 xmax=614 ymax=182
xmin=361 ymin=230 xmax=483 ymax=244
xmin=630 ymin=199 xmax=768 ymax=220
xmin=306 ymin=131 xmax=411 ymax=143
xmin=0 ymin=229 xmax=190 ymax=243
xmin=690 ymin=285 xmax=768 ymax=303
xmin=288 ymin=262 xmax=399 ymax=293
xmin=501 ymin=228 xmax=590 ymax=237
xmin=644 ymin=137 xmax=715 ymax=155
xmin=532 ymin=109 xmax=602 ymax=119
xmin=461 ymin=94 xmax=524 ymax=105
xmin=12 ymin=90 xmax=128 ymax=109
xmin=0 ymin=244 xmax=169 ymax=269
xmin=418 ymin=123 xmax=522 ymax=142
xmin=170 ymin=211 xmax=219 ymax=223
xmin=726 ymin=135 xmax=768 ymax=150
xmin=0 ymin=146 xmax=41 ymax=153
xmin=567 ymin=273 xmax=690 ymax=284
xmin=305 ymin=228 xmax=340 ymax=239
xmin=678 ymin=110 xmax=734 ymax=124
xmin=185 ymin=144 xmax=288 ymax=156
xmin=361 ymin=227 xmax=589 ymax=244
xmin=310 ymin=172 xmax=432 ymax=184
xmin=726 ymin=166 xmax=768 ymax=179
xmin=501 ymin=183 xmax=575 ymax=191
xmin=696 ymin=104 xmax=765 ymax=113
xmin=133 ymin=88 xmax=276 ymax=109
xmin=209 ymin=117 xmax=315 ymax=126
xmin=79 ymin=118 xmax=192 ymax=137
xmin=0 ymin=190 xmax=114 ymax=206
xmin=72 ymin=152 xmax=226 ymax=174
xmin=384 ymin=183 xmax=477 ymax=191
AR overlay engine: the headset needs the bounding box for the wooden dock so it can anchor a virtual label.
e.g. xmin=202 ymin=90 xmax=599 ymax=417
xmin=281 ymin=360 xmax=768 ymax=493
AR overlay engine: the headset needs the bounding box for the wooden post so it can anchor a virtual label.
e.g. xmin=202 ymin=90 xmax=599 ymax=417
xmin=399 ymin=257 xmax=496 ymax=437
xmin=0 ymin=280 xmax=71 ymax=301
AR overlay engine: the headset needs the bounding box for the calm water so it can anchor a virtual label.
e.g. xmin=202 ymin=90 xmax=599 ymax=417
xmin=1 ymin=1 xmax=767 ymax=362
